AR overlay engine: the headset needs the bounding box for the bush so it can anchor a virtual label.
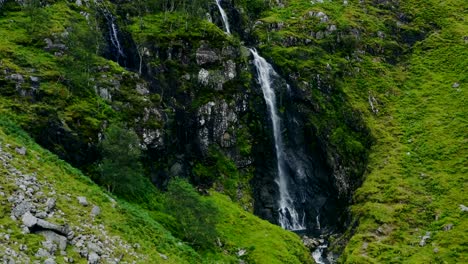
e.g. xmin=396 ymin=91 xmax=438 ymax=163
xmin=163 ymin=178 xmax=219 ymax=250
xmin=98 ymin=123 xmax=149 ymax=202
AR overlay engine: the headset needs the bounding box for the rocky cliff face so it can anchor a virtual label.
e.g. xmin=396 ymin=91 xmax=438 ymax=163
xmin=0 ymin=0 xmax=371 ymax=250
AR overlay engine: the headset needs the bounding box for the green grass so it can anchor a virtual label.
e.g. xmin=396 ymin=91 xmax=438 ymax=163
xmin=0 ymin=116 xmax=312 ymax=262
xmin=249 ymin=0 xmax=467 ymax=262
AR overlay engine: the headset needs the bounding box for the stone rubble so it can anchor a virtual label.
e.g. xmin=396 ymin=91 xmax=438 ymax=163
xmin=0 ymin=142 xmax=146 ymax=263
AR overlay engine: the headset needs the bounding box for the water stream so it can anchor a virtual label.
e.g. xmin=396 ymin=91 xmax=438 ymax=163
xmin=213 ymin=3 xmax=332 ymax=262
xmin=250 ymin=49 xmax=306 ymax=231
xmin=215 ymin=0 xmax=231 ymax=34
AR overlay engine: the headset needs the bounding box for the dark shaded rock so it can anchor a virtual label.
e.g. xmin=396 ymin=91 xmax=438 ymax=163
xmin=196 ymin=46 xmax=219 ymax=65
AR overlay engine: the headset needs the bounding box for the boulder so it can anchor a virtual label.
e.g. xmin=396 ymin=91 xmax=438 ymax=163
xmin=44 ymin=258 xmax=56 ymax=264
xmin=39 ymin=230 xmax=68 ymax=251
xmin=12 ymin=201 xmax=33 ymax=218
xmin=419 ymin=232 xmax=431 ymax=247
xmin=77 ymin=197 xmax=88 ymax=206
xmin=88 ymin=252 xmax=100 ymax=264
xmin=196 ymin=46 xmax=219 ymax=65
xmin=158 ymin=253 xmax=168 ymax=260
xmin=90 ymin=206 xmax=101 ymax=217
xmin=22 ymin=212 xmax=38 ymax=227
xmin=15 ymin=146 xmax=27 ymax=155
xmin=46 ymin=198 xmax=56 ymax=212
xmin=460 ymin=204 xmax=468 ymax=212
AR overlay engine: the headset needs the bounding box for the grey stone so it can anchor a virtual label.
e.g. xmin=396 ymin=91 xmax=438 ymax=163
xmin=36 ymin=211 xmax=48 ymax=219
xmin=460 ymin=204 xmax=468 ymax=212
xmin=302 ymin=235 xmax=320 ymax=250
xmin=237 ymin=249 xmax=247 ymax=257
xmin=158 ymin=253 xmax=168 ymax=260
xmin=22 ymin=212 xmax=38 ymax=227
xmin=444 ymin=223 xmax=454 ymax=231
xmin=77 ymin=196 xmax=88 ymax=206
xmin=88 ymin=252 xmax=100 ymax=264
xmin=419 ymin=232 xmax=431 ymax=247
xmin=87 ymin=242 xmax=102 ymax=255
xmin=196 ymin=46 xmax=219 ymax=65
xmin=315 ymin=31 xmax=324 ymax=40
xmin=30 ymin=76 xmax=39 ymax=83
xmin=90 ymin=206 xmax=100 ymax=217
xmin=198 ymin=69 xmax=210 ymax=86
xmin=44 ymin=258 xmax=56 ymax=264
xmin=15 ymin=146 xmax=27 ymax=155
xmin=452 ymin=82 xmax=460 ymax=88
xmin=36 ymin=219 xmax=72 ymax=237
xmin=46 ymin=198 xmax=56 ymax=212
xmin=39 ymin=230 xmax=68 ymax=251
xmin=42 ymin=240 xmax=57 ymax=255
xmin=224 ymin=60 xmax=236 ymax=80
xmin=9 ymin=73 xmax=24 ymax=82
xmin=35 ymin=248 xmax=51 ymax=258
xmin=135 ymin=84 xmax=149 ymax=95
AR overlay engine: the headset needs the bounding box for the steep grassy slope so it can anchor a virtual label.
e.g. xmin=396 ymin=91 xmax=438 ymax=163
xmin=343 ymin=4 xmax=468 ymax=262
xmin=0 ymin=118 xmax=312 ymax=263
xmin=248 ymin=0 xmax=467 ymax=262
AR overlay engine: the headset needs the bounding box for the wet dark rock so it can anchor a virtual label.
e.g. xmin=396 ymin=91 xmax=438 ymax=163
xmin=196 ymin=46 xmax=220 ymax=65
xmin=302 ymin=235 xmax=320 ymax=250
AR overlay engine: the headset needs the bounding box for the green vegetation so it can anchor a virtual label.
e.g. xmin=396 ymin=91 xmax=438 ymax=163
xmin=0 ymin=0 xmax=466 ymax=262
xmin=97 ymin=123 xmax=150 ymax=202
xmin=246 ymin=0 xmax=467 ymax=262
xmin=163 ymin=178 xmax=219 ymax=250
xmin=0 ymin=117 xmax=312 ymax=262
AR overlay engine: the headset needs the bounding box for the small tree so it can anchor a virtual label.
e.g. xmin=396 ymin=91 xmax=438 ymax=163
xmin=164 ymin=178 xmax=219 ymax=250
xmin=98 ymin=124 xmax=144 ymax=198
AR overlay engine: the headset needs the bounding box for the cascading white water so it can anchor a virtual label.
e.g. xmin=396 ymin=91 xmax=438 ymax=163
xmin=250 ymin=48 xmax=306 ymax=231
xmin=215 ymin=0 xmax=231 ymax=34
xmin=109 ymin=21 xmax=124 ymax=57
xmin=312 ymin=245 xmax=327 ymax=264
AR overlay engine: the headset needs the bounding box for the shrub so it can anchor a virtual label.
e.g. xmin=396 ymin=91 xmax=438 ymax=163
xmin=163 ymin=178 xmax=219 ymax=250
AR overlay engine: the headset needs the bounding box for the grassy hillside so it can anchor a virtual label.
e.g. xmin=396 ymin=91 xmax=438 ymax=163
xmin=0 ymin=118 xmax=312 ymax=263
xmin=248 ymin=0 xmax=467 ymax=262
xmin=343 ymin=2 xmax=468 ymax=262
xmin=0 ymin=0 xmax=466 ymax=263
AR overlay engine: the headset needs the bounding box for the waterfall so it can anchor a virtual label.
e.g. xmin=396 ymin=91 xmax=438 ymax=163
xmin=312 ymin=245 xmax=328 ymax=264
xmin=98 ymin=2 xmax=125 ymax=58
xmin=109 ymin=19 xmax=124 ymax=57
xmin=215 ymin=0 xmax=231 ymax=34
xmin=250 ymin=48 xmax=306 ymax=231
